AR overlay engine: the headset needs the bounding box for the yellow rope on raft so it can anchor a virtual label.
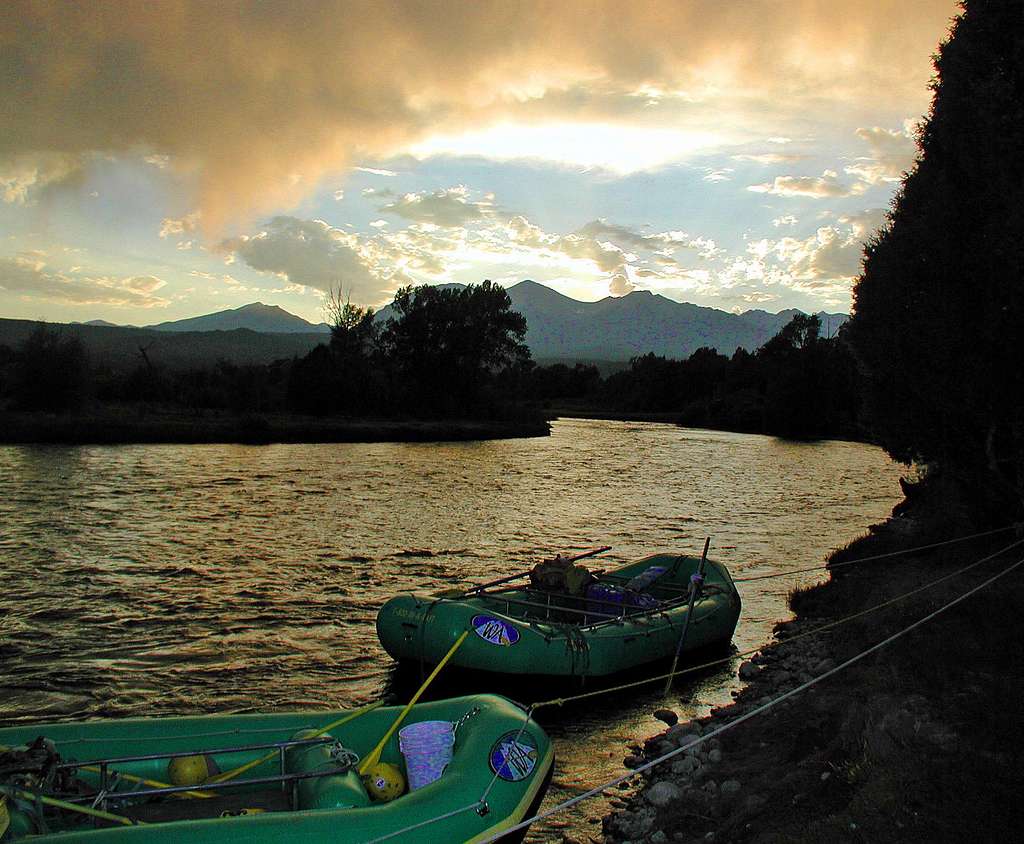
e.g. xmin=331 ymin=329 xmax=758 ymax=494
xmin=359 ymin=629 xmax=470 ymax=776
xmin=205 ymin=700 xmax=384 ymax=787
xmin=0 ymin=785 xmax=141 ymax=827
xmin=80 ymin=765 xmax=214 ymax=800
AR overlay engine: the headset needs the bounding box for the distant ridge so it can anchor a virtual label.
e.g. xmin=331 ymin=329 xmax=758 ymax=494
xmin=56 ymin=281 xmax=847 ymax=364
xmin=147 ymin=302 xmax=330 ymax=334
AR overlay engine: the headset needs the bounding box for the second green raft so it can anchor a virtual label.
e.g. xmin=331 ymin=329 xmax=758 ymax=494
xmin=377 ymin=552 xmax=742 ymax=679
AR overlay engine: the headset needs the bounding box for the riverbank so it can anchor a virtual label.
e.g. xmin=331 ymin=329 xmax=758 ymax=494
xmin=600 ymin=481 xmax=1024 ymax=843
xmin=0 ymin=408 xmax=551 ymax=445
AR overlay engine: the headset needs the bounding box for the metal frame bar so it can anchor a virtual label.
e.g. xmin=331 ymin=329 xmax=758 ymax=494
xmin=57 ymin=736 xmax=332 ymax=771
xmin=95 ymin=768 xmax=353 ymax=803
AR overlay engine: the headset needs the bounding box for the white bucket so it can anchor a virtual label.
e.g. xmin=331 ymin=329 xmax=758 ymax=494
xmin=398 ymin=720 xmax=455 ymax=791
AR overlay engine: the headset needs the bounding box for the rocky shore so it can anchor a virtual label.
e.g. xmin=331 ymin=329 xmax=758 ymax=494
xmin=595 ymin=491 xmax=1024 ymax=843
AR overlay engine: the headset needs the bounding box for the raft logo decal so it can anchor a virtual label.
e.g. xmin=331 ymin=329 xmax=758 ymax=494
xmin=489 ymin=730 xmax=539 ymax=782
xmin=471 ymin=614 xmax=520 ymax=646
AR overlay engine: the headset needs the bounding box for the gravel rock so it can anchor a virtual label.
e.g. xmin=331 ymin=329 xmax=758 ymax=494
xmin=738 ymin=660 xmax=759 ymax=680
xmin=623 ymin=754 xmax=644 ymax=769
xmin=651 ymin=831 xmax=669 ymax=844
xmin=708 ymin=748 xmax=723 ymax=764
xmin=721 ymin=779 xmax=742 ymax=799
xmin=745 ymin=794 xmax=768 ymax=813
xmin=645 ymin=780 xmax=683 ymax=808
xmin=676 ymin=732 xmax=702 ymax=752
xmin=653 ymin=708 xmax=679 ymax=726
xmin=671 ymin=755 xmax=697 ymax=775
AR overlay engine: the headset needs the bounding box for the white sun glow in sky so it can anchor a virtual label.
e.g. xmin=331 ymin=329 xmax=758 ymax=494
xmin=410 ymin=123 xmax=733 ymax=174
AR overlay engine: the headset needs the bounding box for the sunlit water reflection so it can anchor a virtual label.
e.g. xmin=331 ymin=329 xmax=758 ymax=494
xmin=0 ymin=419 xmax=903 ymax=840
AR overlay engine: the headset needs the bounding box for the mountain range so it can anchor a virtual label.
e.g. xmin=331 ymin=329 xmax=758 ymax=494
xmin=6 ymin=281 xmax=847 ymax=372
xmin=136 ymin=282 xmax=846 ymax=360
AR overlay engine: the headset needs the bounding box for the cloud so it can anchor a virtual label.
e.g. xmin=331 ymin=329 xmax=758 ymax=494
xmin=609 ymin=273 xmax=635 ymax=296
xmin=0 ymin=153 xmax=82 ymax=204
xmin=159 ymin=211 xmax=201 ymax=239
xmin=380 ymin=186 xmax=487 ymax=227
xmin=354 ymin=167 xmax=398 ymax=177
xmin=748 ymin=170 xmax=865 ymax=198
xmin=845 ymin=125 xmax=917 ymax=185
xmin=216 ymin=216 xmax=397 ymax=302
xmin=0 ymin=1 xmax=955 ymax=228
xmin=732 ymin=153 xmax=805 ymax=165
xmin=0 ymin=255 xmax=169 ymax=307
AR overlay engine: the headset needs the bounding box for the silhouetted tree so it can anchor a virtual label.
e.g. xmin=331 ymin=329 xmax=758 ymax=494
xmin=12 ymin=323 xmax=89 ymax=412
xmin=848 ymin=0 xmax=1024 ymax=517
xmin=380 ymin=280 xmax=529 ymax=414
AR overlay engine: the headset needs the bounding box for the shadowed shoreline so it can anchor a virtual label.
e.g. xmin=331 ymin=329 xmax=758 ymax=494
xmin=0 ymin=410 xmax=551 ymax=445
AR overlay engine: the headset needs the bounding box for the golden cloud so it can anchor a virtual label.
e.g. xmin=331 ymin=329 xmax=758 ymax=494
xmin=1 ymin=1 xmax=954 ymax=228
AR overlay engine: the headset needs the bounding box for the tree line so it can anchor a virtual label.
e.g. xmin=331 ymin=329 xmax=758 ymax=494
xmin=0 ymin=285 xmax=861 ymax=442
xmin=0 ymin=281 xmax=533 ymax=421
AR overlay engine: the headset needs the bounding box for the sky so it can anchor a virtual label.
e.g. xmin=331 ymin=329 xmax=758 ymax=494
xmin=0 ymin=0 xmax=961 ymax=325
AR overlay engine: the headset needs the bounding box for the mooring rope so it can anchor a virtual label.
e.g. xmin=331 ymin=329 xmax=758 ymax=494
xmin=357 ymin=534 xmax=1024 ymax=844
xmin=731 ymin=523 xmax=1021 ymax=583
xmin=527 ymin=535 xmax=1024 ymax=709
xmin=475 ymin=551 xmax=1024 ymax=843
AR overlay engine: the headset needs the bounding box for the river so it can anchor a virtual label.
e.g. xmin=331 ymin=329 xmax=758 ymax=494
xmin=0 ymin=418 xmax=904 ymax=840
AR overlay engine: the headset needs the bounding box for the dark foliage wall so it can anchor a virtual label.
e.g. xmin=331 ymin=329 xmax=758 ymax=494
xmin=848 ymin=0 xmax=1024 ymax=517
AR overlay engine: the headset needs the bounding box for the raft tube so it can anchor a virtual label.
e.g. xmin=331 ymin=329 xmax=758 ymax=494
xmin=0 ymin=694 xmax=553 ymax=843
xmin=377 ymin=553 xmax=742 ymax=678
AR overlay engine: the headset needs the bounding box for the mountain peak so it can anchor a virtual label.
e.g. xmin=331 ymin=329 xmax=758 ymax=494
xmin=147 ymin=302 xmax=329 ymax=334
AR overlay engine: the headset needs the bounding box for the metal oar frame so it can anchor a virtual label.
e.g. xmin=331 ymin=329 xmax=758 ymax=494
xmin=55 ymin=736 xmax=353 ymax=815
xmin=470 ymin=575 xmax=723 ymax=631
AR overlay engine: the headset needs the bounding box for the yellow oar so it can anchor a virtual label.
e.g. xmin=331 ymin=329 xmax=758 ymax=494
xmin=80 ymin=765 xmax=213 ymax=800
xmin=358 ymin=629 xmax=470 ymax=776
xmin=206 ymin=700 xmax=383 ymax=786
xmin=0 ymin=786 xmax=141 ymax=827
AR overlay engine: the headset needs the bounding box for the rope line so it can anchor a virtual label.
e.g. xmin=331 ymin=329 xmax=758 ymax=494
xmin=479 ymin=552 xmax=1024 ymax=843
xmin=357 ymin=536 xmax=1024 ymax=844
xmin=731 ymin=523 xmax=1020 ymax=583
xmin=527 ymin=535 xmax=1024 ymax=709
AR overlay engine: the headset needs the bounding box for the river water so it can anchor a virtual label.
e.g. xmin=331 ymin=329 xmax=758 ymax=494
xmin=0 ymin=419 xmax=904 ymax=840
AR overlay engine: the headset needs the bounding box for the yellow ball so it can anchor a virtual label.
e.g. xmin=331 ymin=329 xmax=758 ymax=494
xmin=168 ymin=754 xmax=218 ymax=786
xmin=362 ymin=762 xmax=405 ymax=802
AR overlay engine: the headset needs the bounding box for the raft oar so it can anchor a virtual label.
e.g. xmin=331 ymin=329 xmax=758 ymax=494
xmin=205 ymin=700 xmax=384 ymax=786
xmin=0 ymin=785 xmax=141 ymax=827
xmin=462 ymin=546 xmax=612 ymax=595
xmin=358 ymin=629 xmax=470 ymax=776
xmin=80 ymin=766 xmax=214 ymax=800
xmin=663 ymin=537 xmax=710 ymax=695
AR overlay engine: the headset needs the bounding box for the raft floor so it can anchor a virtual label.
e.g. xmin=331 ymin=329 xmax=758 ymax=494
xmin=123 ymin=789 xmax=290 ymax=823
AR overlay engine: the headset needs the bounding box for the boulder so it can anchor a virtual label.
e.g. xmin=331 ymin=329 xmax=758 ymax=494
xmin=645 ymin=780 xmax=683 ymax=808
xmin=720 ymin=779 xmax=742 ymax=799
xmin=653 ymin=708 xmax=679 ymax=726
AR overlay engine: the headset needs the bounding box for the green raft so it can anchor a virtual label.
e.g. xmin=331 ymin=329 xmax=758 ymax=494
xmin=0 ymin=694 xmax=553 ymax=843
xmin=377 ymin=552 xmax=742 ymax=678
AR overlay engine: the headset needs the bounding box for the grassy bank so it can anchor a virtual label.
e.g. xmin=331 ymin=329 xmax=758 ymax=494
xmin=0 ymin=408 xmax=551 ymax=445
xmin=601 ymin=480 xmax=1024 ymax=843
